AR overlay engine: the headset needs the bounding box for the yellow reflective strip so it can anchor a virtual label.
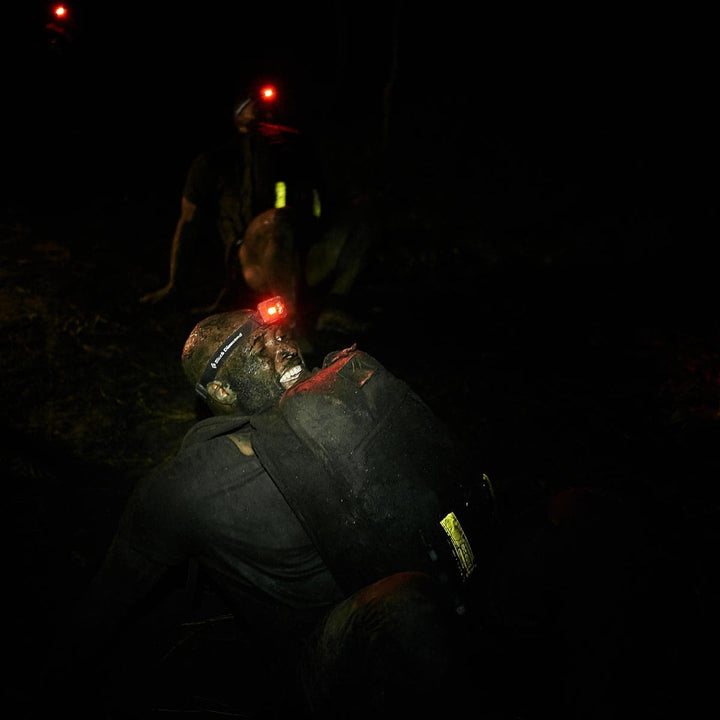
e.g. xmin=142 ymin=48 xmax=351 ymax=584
xmin=312 ymin=188 xmax=322 ymax=218
xmin=440 ymin=511 xmax=476 ymax=580
xmin=274 ymin=181 xmax=286 ymax=209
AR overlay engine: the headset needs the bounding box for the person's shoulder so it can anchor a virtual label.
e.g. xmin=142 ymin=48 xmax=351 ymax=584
xmin=321 ymin=344 xmax=362 ymax=368
xmin=180 ymin=414 xmax=251 ymax=450
xmin=136 ymin=416 xmax=252 ymax=505
xmin=321 ymin=346 xmax=386 ymax=373
xmin=255 ymin=122 xmax=303 ymax=146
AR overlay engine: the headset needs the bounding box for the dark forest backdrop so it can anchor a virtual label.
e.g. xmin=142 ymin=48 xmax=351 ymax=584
xmin=2 ymin=3 xmax=718 ymax=719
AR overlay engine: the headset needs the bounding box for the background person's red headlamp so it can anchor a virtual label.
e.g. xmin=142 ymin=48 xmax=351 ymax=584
xmin=259 ymin=85 xmax=276 ymax=102
xmin=195 ymin=296 xmax=288 ymax=399
xmin=234 ymin=85 xmax=278 ymax=117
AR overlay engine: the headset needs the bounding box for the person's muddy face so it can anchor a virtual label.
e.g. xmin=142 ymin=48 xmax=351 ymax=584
xmin=222 ymin=322 xmax=307 ymax=413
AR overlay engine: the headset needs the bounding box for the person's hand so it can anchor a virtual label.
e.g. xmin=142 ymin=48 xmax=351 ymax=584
xmin=139 ymin=282 xmax=174 ymax=305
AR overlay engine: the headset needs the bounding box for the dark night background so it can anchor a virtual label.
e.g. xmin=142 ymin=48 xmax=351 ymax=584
xmin=2 ymin=2 xmax=718 ymax=718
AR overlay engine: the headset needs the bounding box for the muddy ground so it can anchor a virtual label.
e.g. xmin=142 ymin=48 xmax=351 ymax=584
xmin=3 ymin=45 xmax=719 ymax=718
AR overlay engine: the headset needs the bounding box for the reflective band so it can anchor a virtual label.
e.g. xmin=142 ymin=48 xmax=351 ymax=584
xmin=275 ymin=181 xmax=287 ymax=209
xmin=440 ymin=511 xmax=476 ymax=581
xmin=234 ymin=98 xmax=252 ymax=117
xmin=312 ymin=188 xmax=322 ymax=218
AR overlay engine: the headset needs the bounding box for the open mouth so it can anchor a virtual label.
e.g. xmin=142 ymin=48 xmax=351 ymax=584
xmin=279 ymin=363 xmax=303 ymax=389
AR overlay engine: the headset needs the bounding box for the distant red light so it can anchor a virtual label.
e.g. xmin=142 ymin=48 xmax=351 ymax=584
xmin=53 ymin=5 xmax=68 ymax=19
xmin=259 ymin=86 xmax=276 ymax=102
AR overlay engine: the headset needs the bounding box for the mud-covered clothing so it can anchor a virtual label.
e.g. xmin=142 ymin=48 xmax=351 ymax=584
xmin=114 ymin=417 xmax=343 ymax=613
xmin=67 ymin=346 xmax=483 ymax=698
xmin=93 ymin=347 xmax=472 ymax=616
xmin=76 ymin=414 xmax=343 ymax=659
xmin=58 ymin=412 xmax=344 ymax=705
xmin=252 ymin=346 xmax=475 ymax=595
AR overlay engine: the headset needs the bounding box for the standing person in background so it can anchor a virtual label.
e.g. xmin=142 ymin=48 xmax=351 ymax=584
xmin=139 ymin=82 xmax=323 ymax=314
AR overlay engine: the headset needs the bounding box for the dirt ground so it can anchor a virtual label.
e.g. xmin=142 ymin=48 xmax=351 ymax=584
xmin=3 ymin=120 xmax=719 ymax=718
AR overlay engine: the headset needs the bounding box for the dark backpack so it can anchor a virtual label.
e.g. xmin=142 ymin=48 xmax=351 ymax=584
xmin=251 ymin=347 xmax=493 ymax=599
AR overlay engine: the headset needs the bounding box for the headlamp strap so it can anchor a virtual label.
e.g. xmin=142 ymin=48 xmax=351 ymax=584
xmin=234 ymin=98 xmax=252 ymax=117
xmin=195 ymin=316 xmax=259 ymax=398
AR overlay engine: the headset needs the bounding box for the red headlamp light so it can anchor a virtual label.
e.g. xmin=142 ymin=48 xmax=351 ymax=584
xmin=234 ymin=85 xmax=277 ymax=118
xmin=257 ymin=296 xmax=286 ymax=323
xmin=259 ymin=85 xmax=277 ymax=102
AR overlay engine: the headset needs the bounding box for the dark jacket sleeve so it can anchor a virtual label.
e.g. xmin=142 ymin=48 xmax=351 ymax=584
xmin=42 ymin=532 xmax=172 ymax=718
xmin=74 ymin=533 xmax=171 ymax=656
xmin=46 ymin=453 xmax=197 ymax=694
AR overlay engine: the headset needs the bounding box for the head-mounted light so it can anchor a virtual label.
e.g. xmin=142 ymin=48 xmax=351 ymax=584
xmin=256 ymin=296 xmax=286 ymax=323
xmin=259 ymin=85 xmax=276 ymax=101
xmin=234 ymin=85 xmax=277 ymax=117
xmin=234 ymin=98 xmax=252 ymax=117
xmin=195 ymin=296 xmax=287 ymax=399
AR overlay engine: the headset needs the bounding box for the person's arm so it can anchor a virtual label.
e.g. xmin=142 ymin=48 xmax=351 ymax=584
xmin=79 ymin=534 xmax=171 ymax=652
xmin=43 ymin=450 xmax=195 ymax=712
xmin=139 ymin=195 xmax=198 ymax=304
